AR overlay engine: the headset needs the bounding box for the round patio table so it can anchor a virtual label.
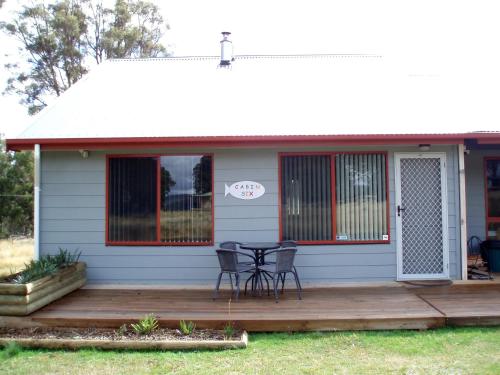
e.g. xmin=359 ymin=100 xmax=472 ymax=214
xmin=240 ymin=242 xmax=280 ymax=265
xmin=240 ymin=242 xmax=281 ymax=294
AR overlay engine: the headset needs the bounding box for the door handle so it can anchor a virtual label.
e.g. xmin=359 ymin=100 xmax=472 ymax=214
xmin=397 ymin=205 xmax=406 ymax=217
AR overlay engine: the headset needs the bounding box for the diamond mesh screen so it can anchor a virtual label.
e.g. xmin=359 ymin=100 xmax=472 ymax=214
xmin=401 ymin=158 xmax=444 ymax=275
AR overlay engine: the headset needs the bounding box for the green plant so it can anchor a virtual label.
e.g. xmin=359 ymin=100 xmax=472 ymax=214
xmin=11 ymin=249 xmax=81 ymax=284
xmin=131 ymin=314 xmax=159 ymax=335
xmin=13 ymin=258 xmax=58 ymax=284
xmin=116 ymin=324 xmax=128 ymax=336
xmin=2 ymin=341 xmax=22 ymax=358
xmin=223 ymin=322 xmax=235 ymax=339
xmin=179 ymin=320 xmax=196 ymax=336
xmin=51 ymin=248 xmax=81 ymax=268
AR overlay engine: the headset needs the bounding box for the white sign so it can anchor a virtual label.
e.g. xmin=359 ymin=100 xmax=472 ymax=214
xmin=224 ymin=181 xmax=265 ymax=200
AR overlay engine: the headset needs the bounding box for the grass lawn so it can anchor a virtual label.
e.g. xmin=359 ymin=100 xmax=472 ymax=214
xmin=0 ymin=238 xmax=33 ymax=278
xmin=1 ymin=327 xmax=499 ymax=374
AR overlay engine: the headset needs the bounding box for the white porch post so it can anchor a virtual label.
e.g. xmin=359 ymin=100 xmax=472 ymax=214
xmin=458 ymin=144 xmax=468 ymax=280
xmin=34 ymin=144 xmax=41 ymax=261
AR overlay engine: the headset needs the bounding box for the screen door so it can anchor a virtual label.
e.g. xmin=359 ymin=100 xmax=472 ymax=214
xmin=395 ymin=153 xmax=449 ymax=280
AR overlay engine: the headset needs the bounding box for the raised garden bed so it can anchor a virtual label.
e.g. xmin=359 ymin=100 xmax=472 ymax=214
xmin=0 ymin=327 xmax=248 ymax=350
xmin=0 ymin=262 xmax=86 ymax=316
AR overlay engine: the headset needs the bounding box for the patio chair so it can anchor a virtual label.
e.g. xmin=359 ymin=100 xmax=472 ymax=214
xmin=258 ymin=248 xmax=302 ymax=302
xmin=279 ymin=240 xmax=298 ymax=248
xmin=213 ymin=249 xmax=256 ymax=300
xmin=275 ymin=240 xmax=301 ymax=291
xmin=219 ymin=241 xmax=243 ymax=250
xmin=220 ymin=241 xmax=254 ymax=267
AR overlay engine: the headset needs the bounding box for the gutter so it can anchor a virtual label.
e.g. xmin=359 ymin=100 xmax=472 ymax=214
xmin=4 ymin=133 xmax=478 ymax=151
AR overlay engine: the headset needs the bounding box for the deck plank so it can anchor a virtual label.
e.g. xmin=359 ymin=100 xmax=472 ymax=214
xmin=0 ymin=287 xmax=444 ymax=332
xmin=2 ymin=284 xmax=498 ymax=331
xmin=413 ymin=284 xmax=500 ymax=326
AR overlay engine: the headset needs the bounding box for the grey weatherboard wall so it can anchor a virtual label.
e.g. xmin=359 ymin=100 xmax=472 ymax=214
xmin=40 ymin=145 xmax=462 ymax=284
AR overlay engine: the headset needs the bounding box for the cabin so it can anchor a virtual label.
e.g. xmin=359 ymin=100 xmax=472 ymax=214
xmin=6 ymin=34 xmax=500 ymax=287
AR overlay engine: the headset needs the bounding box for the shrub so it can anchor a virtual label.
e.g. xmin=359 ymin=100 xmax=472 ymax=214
xmin=10 ymin=248 xmax=80 ymax=284
xmin=12 ymin=258 xmax=59 ymax=284
xmin=51 ymin=248 xmax=81 ymax=267
xmin=131 ymin=314 xmax=159 ymax=335
xmin=179 ymin=320 xmax=196 ymax=336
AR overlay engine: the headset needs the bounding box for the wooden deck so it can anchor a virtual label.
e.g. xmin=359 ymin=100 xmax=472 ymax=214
xmin=1 ymin=283 xmax=499 ymax=332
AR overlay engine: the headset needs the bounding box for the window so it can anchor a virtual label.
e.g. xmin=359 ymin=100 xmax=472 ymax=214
xmin=107 ymin=155 xmax=213 ymax=245
xmin=485 ymin=158 xmax=500 ymax=240
xmin=280 ymin=152 xmax=389 ymax=244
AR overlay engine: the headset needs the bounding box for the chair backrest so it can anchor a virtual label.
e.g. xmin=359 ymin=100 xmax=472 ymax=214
xmin=219 ymin=241 xmax=241 ymax=250
xmin=275 ymin=248 xmax=297 ymax=273
xmin=279 ymin=240 xmax=297 ymax=248
xmin=216 ymin=249 xmax=239 ymax=272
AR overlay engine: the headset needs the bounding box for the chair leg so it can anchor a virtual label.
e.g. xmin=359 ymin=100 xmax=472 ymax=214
xmin=228 ymin=274 xmax=234 ymax=291
xmin=213 ymin=272 xmax=223 ymax=300
xmin=293 ymin=266 xmax=302 ymax=290
xmin=235 ymin=274 xmax=240 ymax=300
xmin=292 ymin=271 xmax=302 ymax=300
xmin=273 ymin=273 xmax=280 ymax=303
xmin=280 ymin=273 xmax=286 ymax=294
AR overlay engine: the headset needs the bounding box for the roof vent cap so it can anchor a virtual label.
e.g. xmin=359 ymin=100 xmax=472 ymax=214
xmin=219 ymin=31 xmax=233 ymax=67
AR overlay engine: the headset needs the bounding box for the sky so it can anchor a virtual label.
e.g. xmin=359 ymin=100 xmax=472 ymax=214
xmin=1 ymin=0 xmax=499 ymax=138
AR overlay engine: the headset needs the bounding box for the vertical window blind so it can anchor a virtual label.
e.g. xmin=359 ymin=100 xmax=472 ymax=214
xmin=281 ymin=155 xmax=332 ymax=241
xmin=107 ymin=155 xmax=213 ymax=245
xmin=281 ymin=153 xmax=389 ymax=243
xmin=335 ymin=154 xmax=388 ymax=241
xmin=108 ymin=157 xmax=158 ymax=242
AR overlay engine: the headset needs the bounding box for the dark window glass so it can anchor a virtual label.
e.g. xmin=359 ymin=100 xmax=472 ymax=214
xmin=487 ymin=223 xmax=500 ymax=240
xmin=486 ymin=159 xmax=500 ymax=239
xmin=281 ymin=155 xmax=332 ymax=241
xmin=486 ymin=160 xmax=500 ymax=218
xmin=160 ymin=155 xmax=212 ymax=243
xmin=108 ymin=157 xmax=157 ymax=242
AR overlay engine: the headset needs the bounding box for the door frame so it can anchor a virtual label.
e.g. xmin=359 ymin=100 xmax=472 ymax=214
xmin=394 ymin=152 xmax=450 ymax=280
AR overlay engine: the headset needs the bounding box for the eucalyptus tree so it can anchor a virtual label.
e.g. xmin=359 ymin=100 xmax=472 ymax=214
xmin=1 ymin=0 xmax=169 ymax=115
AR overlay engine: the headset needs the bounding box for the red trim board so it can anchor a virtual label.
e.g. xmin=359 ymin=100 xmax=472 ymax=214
xmin=278 ymin=151 xmax=391 ymax=245
xmin=7 ymin=133 xmax=489 ymax=151
xmin=105 ymin=153 xmax=214 ymax=247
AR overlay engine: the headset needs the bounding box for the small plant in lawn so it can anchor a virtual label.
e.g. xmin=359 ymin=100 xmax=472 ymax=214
xmin=116 ymin=324 xmax=128 ymax=336
xmin=223 ymin=322 xmax=235 ymax=339
xmin=179 ymin=320 xmax=196 ymax=335
xmin=2 ymin=341 xmax=22 ymax=358
xmin=222 ymin=297 xmax=235 ymax=339
xmin=131 ymin=314 xmax=159 ymax=335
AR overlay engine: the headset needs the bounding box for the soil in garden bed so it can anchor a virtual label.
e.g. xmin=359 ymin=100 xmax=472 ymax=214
xmin=0 ymin=327 xmax=242 ymax=342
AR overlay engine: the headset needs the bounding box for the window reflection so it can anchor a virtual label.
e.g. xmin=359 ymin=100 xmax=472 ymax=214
xmin=160 ymin=156 xmax=212 ymax=243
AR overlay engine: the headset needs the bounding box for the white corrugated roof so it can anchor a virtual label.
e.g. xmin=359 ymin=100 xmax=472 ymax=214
xmin=12 ymin=54 xmax=500 ymax=139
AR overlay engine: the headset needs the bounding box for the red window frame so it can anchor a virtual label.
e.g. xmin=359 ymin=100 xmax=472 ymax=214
xmin=484 ymin=157 xmax=500 ymax=240
xmin=278 ymin=151 xmax=391 ymax=245
xmin=105 ymin=153 xmax=214 ymax=246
